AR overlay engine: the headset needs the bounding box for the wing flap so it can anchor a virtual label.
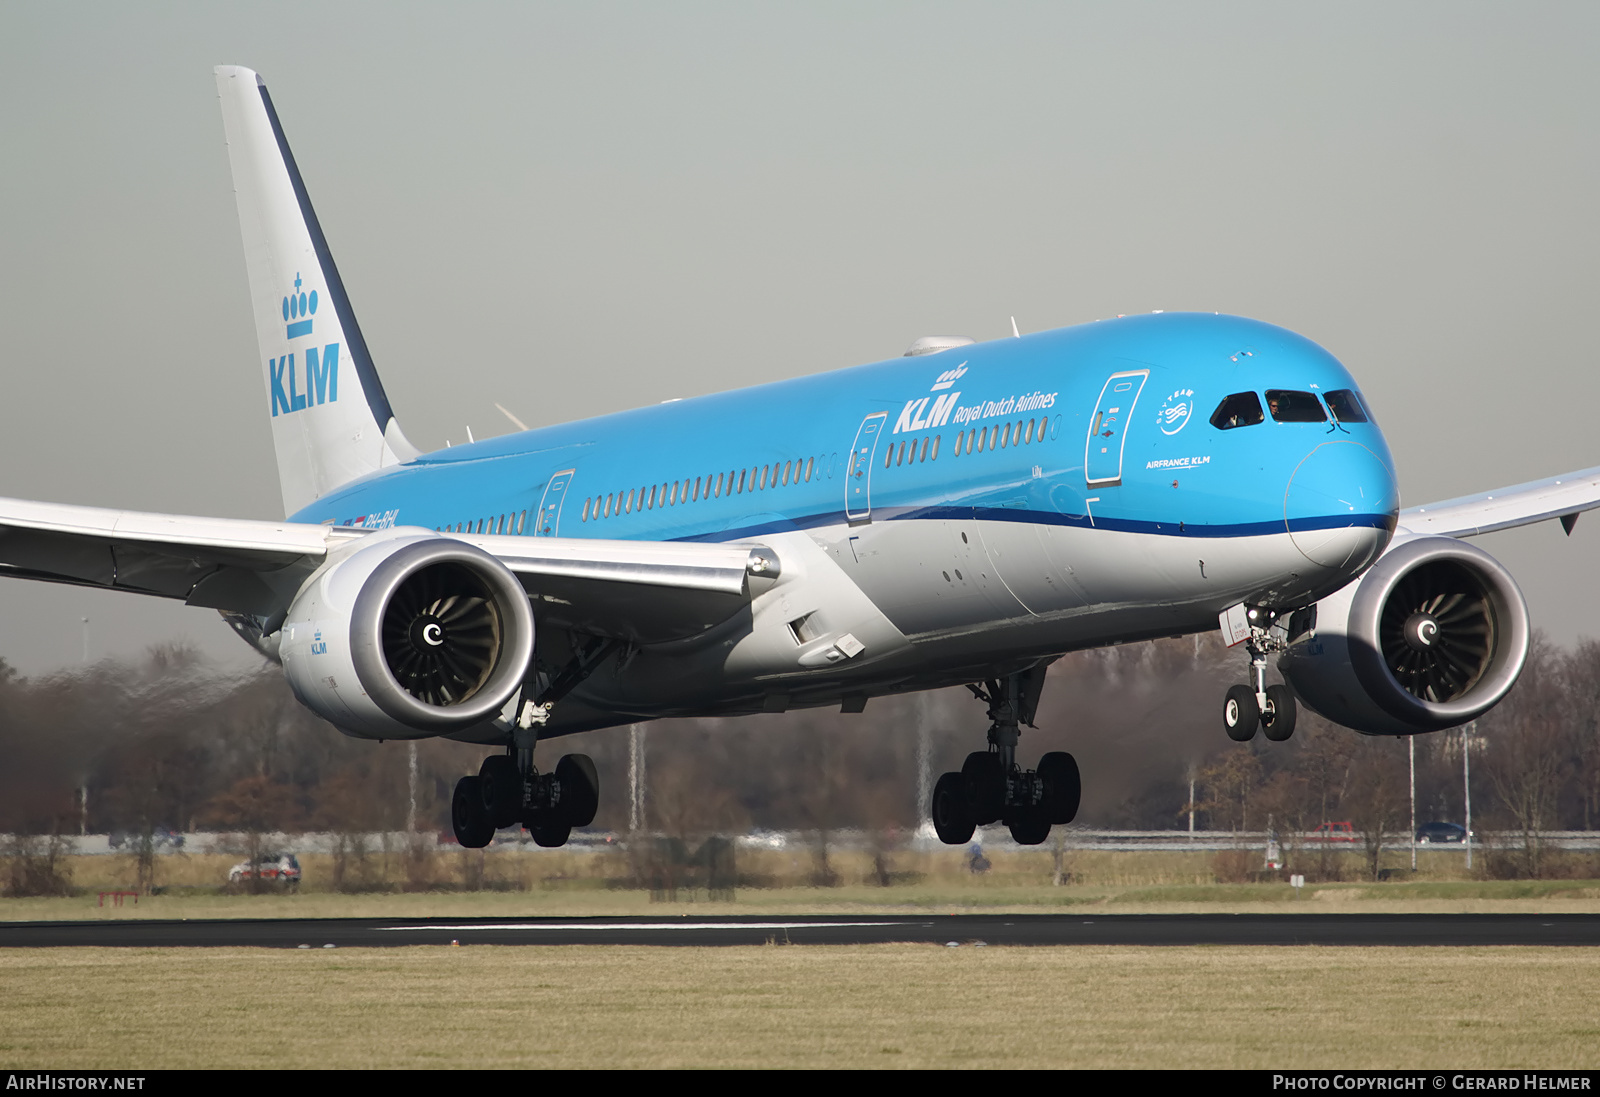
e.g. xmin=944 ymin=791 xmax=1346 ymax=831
xmin=479 ymin=536 xmax=755 ymax=595
xmin=464 ymin=534 xmax=761 ymax=643
xmin=1400 ymin=465 xmax=1600 ymax=538
xmin=0 ymin=495 xmax=765 ymax=642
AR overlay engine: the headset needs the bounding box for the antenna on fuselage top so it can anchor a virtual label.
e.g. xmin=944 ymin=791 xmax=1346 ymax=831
xmin=466 ymin=425 xmax=475 ymax=443
xmin=495 ymin=403 xmax=529 ymax=432
xmin=1010 ymin=316 xmax=1021 ymax=338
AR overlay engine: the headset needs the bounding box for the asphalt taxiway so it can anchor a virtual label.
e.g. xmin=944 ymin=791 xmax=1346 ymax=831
xmin=2 ymin=913 xmax=1598 ymax=948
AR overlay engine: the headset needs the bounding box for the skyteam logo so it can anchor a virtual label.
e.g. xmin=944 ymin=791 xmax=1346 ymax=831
xmin=269 ymin=272 xmax=340 ymax=417
xmin=1156 ymin=389 xmax=1195 ymax=436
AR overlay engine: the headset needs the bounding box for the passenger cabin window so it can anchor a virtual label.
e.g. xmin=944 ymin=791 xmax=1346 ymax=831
xmin=1324 ymin=388 xmax=1370 ymax=423
xmin=1210 ymin=392 xmax=1265 ymax=431
xmin=1264 ymin=390 xmax=1327 ymax=423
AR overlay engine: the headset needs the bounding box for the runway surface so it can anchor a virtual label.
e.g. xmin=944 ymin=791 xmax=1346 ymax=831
xmin=3 ymin=913 xmax=1600 ymax=948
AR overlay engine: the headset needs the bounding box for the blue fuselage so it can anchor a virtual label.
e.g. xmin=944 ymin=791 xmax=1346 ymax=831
xmin=292 ymin=312 xmax=1400 ymax=731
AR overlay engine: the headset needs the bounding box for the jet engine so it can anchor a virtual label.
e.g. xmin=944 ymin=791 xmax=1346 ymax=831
xmin=278 ymin=533 xmax=535 ymax=739
xmin=1276 ymin=535 xmax=1529 ymax=735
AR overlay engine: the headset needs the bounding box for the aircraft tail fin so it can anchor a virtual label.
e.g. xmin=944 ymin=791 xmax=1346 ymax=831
xmin=215 ymin=65 xmax=419 ymax=518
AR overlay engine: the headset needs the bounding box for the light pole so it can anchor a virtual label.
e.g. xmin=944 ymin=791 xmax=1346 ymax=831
xmin=1188 ymin=767 xmax=1197 ymax=840
xmin=407 ymin=741 xmax=418 ymax=834
xmin=1409 ymin=734 xmax=1416 ymax=871
xmin=917 ymin=692 xmax=933 ymax=830
xmin=1463 ymin=721 xmax=1475 ymax=872
xmin=628 ymin=724 xmax=645 ymax=834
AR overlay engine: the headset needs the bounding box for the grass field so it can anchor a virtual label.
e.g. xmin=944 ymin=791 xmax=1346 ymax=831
xmin=6 ymin=849 xmax=1600 ymax=1069
xmin=2 ymin=945 xmax=1597 ymax=1069
xmin=4 ymin=846 xmax=1599 ymax=921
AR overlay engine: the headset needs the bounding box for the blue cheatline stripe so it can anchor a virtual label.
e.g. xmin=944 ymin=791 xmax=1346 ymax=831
xmin=673 ymin=506 xmax=1398 ymax=544
xmin=256 ymin=82 xmax=397 ymax=436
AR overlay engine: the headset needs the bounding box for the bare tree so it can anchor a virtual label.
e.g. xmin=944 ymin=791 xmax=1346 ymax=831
xmin=1482 ymin=638 xmax=1572 ymax=877
xmin=1342 ymin=736 xmax=1409 ymax=880
xmin=1198 ymin=748 xmax=1263 ymax=833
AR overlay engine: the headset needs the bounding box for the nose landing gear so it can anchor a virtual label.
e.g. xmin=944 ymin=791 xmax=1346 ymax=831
xmin=1220 ymin=605 xmax=1300 ymax=743
xmin=930 ymin=667 xmax=1080 ymax=846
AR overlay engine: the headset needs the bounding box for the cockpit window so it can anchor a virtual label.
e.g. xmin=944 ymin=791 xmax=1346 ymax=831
xmin=1264 ymin=389 xmax=1327 ymax=423
xmin=1210 ymin=391 xmax=1265 ymax=430
xmin=1323 ymin=388 xmax=1370 ymax=424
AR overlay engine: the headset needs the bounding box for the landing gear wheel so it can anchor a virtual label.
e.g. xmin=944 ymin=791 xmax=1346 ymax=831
xmin=1007 ymin=809 xmax=1051 ymax=846
xmin=1038 ymin=751 xmax=1081 ymax=825
xmin=932 ymin=772 xmax=975 ymax=845
xmin=554 ymin=754 xmax=599 ymax=828
xmin=452 ymin=776 xmax=494 ymax=849
xmin=1261 ymin=683 xmax=1298 ymax=742
xmin=962 ymin=751 xmax=1005 ymax=825
xmin=1223 ymin=684 xmax=1260 ymax=742
xmin=479 ymin=755 xmax=522 ymax=829
xmin=529 ymin=819 xmax=571 ymax=848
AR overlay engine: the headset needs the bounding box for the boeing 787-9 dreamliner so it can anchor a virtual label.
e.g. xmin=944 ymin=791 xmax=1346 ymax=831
xmin=1 ymin=67 xmax=1594 ymax=847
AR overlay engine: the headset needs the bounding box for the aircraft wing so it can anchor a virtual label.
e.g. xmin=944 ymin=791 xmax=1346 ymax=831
xmin=0 ymin=496 xmax=343 ymax=614
xmin=1399 ymin=464 xmax=1600 ymax=538
xmin=467 ymin=534 xmax=764 ymax=644
xmin=0 ymin=496 xmax=764 ymax=642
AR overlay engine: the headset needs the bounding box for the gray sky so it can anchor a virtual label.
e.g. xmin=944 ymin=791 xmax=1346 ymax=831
xmin=2 ymin=2 xmax=1599 ymax=674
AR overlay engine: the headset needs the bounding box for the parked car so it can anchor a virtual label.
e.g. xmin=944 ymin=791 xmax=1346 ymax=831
xmin=1416 ymin=822 xmax=1470 ymax=843
xmin=228 ymin=853 xmax=301 ymax=887
xmin=1307 ymin=821 xmax=1356 ymax=842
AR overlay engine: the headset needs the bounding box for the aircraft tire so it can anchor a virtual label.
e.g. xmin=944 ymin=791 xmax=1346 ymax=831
xmin=530 ymin=819 xmax=571 ymax=848
xmin=932 ymin=771 xmax=975 ymax=845
xmin=479 ymin=755 xmax=522 ymax=830
xmin=452 ymin=776 xmax=494 ymax=849
xmin=1262 ymin=684 xmax=1298 ymax=742
xmin=962 ymin=751 xmax=1005 ymax=824
xmin=555 ymin=754 xmax=600 ymax=827
xmin=1008 ymin=809 xmax=1051 ymax=846
xmin=1038 ymin=751 xmax=1081 ymax=825
xmin=1223 ymin=685 xmax=1260 ymax=742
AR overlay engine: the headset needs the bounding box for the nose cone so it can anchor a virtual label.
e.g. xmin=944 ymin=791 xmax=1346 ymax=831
xmin=1285 ymin=441 xmax=1398 ymax=572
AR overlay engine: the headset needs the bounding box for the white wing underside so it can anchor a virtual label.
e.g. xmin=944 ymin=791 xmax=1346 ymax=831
xmin=0 ymin=495 xmax=756 ymax=643
xmin=1398 ymin=464 xmax=1600 ymax=538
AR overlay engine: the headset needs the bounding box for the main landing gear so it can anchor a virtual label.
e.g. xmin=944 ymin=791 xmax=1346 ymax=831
xmin=1221 ymin=608 xmax=1298 ymax=744
xmin=930 ymin=667 xmax=1081 ymax=847
xmin=452 ymin=720 xmax=599 ymax=849
xmin=453 ymin=638 xmax=620 ymax=848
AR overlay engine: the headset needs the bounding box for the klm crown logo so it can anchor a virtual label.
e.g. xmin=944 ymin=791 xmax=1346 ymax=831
xmin=268 ymin=272 xmax=340 ymax=418
xmin=282 ymin=273 xmax=318 ymax=340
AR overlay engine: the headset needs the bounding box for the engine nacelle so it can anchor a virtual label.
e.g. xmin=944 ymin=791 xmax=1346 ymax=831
xmin=1277 ymin=535 xmax=1529 ymax=735
xmin=279 ymin=532 xmax=535 ymax=739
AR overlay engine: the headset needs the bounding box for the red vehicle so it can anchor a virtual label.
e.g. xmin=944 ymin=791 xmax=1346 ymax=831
xmin=228 ymin=852 xmax=302 ymax=886
xmin=1307 ymin=822 xmax=1356 ymax=842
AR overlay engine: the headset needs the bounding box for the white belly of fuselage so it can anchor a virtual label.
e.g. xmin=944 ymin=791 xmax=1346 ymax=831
xmin=569 ymin=517 xmax=1386 ymax=718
